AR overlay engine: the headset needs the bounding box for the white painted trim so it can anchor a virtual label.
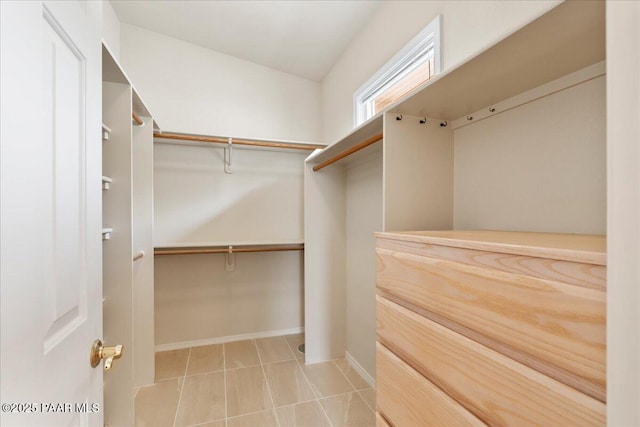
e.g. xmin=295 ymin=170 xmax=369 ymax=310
xmin=345 ymin=351 xmax=376 ymax=389
xmin=606 ymin=1 xmax=640 ymax=424
xmin=155 ymin=326 xmax=304 ymax=352
xmin=451 ymin=61 xmax=606 ymax=130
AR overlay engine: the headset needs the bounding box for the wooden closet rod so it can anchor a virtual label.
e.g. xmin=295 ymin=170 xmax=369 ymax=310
xmin=154 ymin=132 xmax=325 ymax=151
xmin=132 ymin=112 xmax=144 ymax=126
xmin=313 ymin=133 xmax=383 ymax=172
xmin=154 ymin=243 xmax=304 ymax=256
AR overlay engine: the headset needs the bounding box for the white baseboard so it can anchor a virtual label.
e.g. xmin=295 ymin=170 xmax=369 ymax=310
xmin=345 ymin=351 xmax=376 ymax=389
xmin=155 ymin=326 xmax=304 ymax=352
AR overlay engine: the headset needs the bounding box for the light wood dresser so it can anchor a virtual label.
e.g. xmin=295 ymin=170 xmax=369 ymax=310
xmin=374 ymin=230 xmax=606 ymax=426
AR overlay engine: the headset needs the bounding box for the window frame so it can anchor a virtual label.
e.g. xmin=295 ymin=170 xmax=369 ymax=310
xmin=353 ymin=15 xmax=442 ymax=126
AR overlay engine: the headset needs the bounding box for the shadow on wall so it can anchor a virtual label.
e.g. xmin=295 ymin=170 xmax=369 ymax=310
xmin=182 ymin=175 xmax=303 ymax=243
xmin=154 ymin=144 xmax=307 ymax=244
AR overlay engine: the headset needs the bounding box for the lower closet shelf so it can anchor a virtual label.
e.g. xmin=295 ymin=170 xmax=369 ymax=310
xmin=154 ymin=242 xmax=304 ymax=256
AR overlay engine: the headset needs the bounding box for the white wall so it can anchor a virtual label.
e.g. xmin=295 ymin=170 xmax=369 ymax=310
xmin=102 ymin=1 xmax=120 ymax=60
xmin=454 ymin=76 xmax=606 ymax=234
xmin=321 ymin=0 xmax=561 ymax=144
xmin=152 ymin=143 xmax=307 ymax=348
xmin=346 ymin=148 xmax=382 ymax=380
xmin=154 ymin=143 xmax=306 ymax=245
xmin=155 ymin=251 xmax=303 ymax=348
xmin=120 ymin=23 xmax=321 ymax=143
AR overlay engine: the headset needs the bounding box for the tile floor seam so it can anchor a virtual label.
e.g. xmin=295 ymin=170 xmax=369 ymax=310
xmin=293 ymin=353 xmax=336 ymax=427
xmin=184 ymin=368 xmax=225 ymax=378
xmin=281 ymin=335 xmax=300 ymax=361
xmin=357 ymin=389 xmax=376 ymax=413
xmin=223 ymin=343 xmax=228 ymax=427
xmin=156 ymin=374 xmax=187 ymax=382
xmin=271 ymin=395 xmax=317 ymax=409
xmin=330 ymin=360 xmax=376 ymax=418
xmin=173 ymin=347 xmax=192 ymax=427
xmin=331 ymin=359 xmax=360 ymax=393
xmin=316 ymin=390 xmax=364 ymax=402
xmin=225 ymin=407 xmax=279 ymax=421
xmin=255 ymin=339 xmax=281 ymax=427
xmin=281 ymin=334 xmax=302 ymax=361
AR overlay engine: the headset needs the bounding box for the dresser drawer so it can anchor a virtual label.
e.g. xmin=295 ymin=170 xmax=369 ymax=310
xmin=377 ymin=295 xmax=605 ymax=426
xmin=376 ymin=247 xmax=605 ymax=401
xmin=376 ymin=342 xmax=486 ymax=427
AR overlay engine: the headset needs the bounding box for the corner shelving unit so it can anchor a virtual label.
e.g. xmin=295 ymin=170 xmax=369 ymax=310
xmin=303 ymin=0 xmax=606 ymax=392
xmin=101 ymin=42 xmax=160 ymax=426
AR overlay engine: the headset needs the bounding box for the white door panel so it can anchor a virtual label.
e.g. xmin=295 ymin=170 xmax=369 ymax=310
xmin=43 ymin=5 xmax=87 ymax=352
xmin=1 ymin=1 xmax=103 ymax=425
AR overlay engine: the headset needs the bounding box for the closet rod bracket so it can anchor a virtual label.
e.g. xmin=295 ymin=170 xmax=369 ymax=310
xmin=224 ymin=138 xmax=233 ymax=174
xmin=225 ymin=245 xmax=235 ymax=271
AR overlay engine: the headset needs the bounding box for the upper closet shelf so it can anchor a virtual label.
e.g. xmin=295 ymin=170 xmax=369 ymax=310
xmin=391 ymin=0 xmax=605 ymax=121
xmin=306 ymin=113 xmax=383 ymax=169
xmin=153 ymin=131 xmax=325 ymax=152
xmin=307 ymin=1 xmax=604 ymax=171
xmin=102 ymin=43 xmax=161 ymax=131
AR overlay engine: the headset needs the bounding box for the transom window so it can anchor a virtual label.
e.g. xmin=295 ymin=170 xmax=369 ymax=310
xmin=354 ymin=16 xmax=441 ymax=126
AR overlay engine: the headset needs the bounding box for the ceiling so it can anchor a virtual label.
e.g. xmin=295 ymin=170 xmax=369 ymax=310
xmin=111 ymin=0 xmax=382 ymax=82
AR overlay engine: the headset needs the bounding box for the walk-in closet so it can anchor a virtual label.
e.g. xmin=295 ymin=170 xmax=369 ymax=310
xmin=1 ymin=1 xmax=638 ymax=426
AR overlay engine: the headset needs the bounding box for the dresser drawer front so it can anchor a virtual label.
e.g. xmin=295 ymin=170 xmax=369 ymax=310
xmin=377 ymin=295 xmax=605 ymax=426
xmin=376 ymin=412 xmax=391 ymax=427
xmin=376 ymin=247 xmax=605 ymax=401
xmin=376 ymin=237 xmax=606 ymax=291
xmin=376 ymin=343 xmax=486 ymax=427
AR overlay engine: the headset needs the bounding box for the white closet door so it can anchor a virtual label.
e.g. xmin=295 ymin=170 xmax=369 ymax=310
xmin=0 ymin=1 xmax=103 ymax=425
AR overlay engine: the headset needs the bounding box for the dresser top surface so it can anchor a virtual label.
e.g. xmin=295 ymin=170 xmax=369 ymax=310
xmin=374 ymin=230 xmax=606 ymax=265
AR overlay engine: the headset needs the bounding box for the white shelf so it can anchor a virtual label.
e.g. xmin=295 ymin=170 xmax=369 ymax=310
xmin=154 ymin=239 xmax=304 ymax=249
xmin=391 ymin=0 xmax=605 ymax=121
xmin=306 ymin=113 xmax=383 ymax=166
xmin=102 ymin=43 xmax=161 ymax=131
xmin=154 ymin=241 xmax=305 ymax=256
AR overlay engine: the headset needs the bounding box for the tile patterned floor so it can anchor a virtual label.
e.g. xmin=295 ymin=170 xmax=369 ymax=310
xmin=135 ymin=334 xmax=376 ymax=427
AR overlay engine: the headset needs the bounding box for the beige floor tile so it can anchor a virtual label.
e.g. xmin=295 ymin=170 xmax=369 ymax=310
xmin=186 ymin=344 xmax=224 ymax=375
xmin=135 ymin=378 xmax=183 ymax=427
xmin=334 ymin=358 xmax=371 ymax=390
xmin=227 ymin=410 xmax=278 ymax=427
xmin=193 ymin=422 xmax=225 ymax=427
xmin=174 ymin=371 xmax=225 ymax=426
xmin=276 ymin=401 xmax=331 ymax=427
xmin=264 ymin=359 xmax=316 ymax=407
xmin=284 ymin=334 xmax=305 ymax=359
xmin=226 ymin=365 xmax=272 ymax=417
xmin=358 ymin=388 xmax=376 ymax=412
xmin=225 ymin=340 xmax=260 ymax=369
xmin=155 ymin=349 xmax=190 ymax=380
xmin=320 ymin=392 xmax=375 ymax=427
xmin=256 ymin=336 xmax=295 ymax=364
xmin=301 ymin=361 xmax=354 ymax=397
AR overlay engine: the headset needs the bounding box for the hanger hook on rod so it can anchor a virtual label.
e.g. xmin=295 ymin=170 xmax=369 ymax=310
xmin=225 ymin=245 xmax=235 ymax=271
xmin=224 ymin=137 xmax=233 ymax=174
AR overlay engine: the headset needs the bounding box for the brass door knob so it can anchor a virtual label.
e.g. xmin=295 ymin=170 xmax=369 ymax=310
xmin=90 ymin=339 xmax=123 ymax=370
